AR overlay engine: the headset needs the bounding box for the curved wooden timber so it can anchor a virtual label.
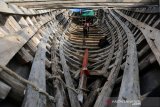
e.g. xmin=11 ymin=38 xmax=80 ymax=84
xmin=0 ymin=1 xmax=160 ymax=107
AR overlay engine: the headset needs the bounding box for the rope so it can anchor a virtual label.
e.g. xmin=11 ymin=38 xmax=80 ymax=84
xmin=0 ymin=65 xmax=55 ymax=102
xmin=50 ymin=42 xmax=78 ymax=94
xmin=48 ymin=75 xmax=78 ymax=94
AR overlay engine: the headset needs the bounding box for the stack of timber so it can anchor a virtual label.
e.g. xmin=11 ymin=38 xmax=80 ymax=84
xmin=0 ymin=1 xmax=160 ymax=107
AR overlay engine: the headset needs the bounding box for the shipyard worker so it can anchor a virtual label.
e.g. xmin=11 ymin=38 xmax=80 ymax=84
xmin=98 ymin=36 xmax=110 ymax=48
xmin=83 ymin=23 xmax=88 ymax=38
xmin=86 ymin=22 xmax=90 ymax=32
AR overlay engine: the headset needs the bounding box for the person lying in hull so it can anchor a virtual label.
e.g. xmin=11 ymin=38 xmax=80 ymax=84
xmin=98 ymin=36 xmax=110 ymax=48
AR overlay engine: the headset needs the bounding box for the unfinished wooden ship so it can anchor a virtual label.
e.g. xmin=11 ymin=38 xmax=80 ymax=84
xmin=0 ymin=0 xmax=159 ymax=107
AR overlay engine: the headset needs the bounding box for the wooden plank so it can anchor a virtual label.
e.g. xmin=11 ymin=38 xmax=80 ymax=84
xmin=18 ymin=17 xmax=29 ymax=28
xmin=152 ymin=18 xmax=160 ymax=27
xmin=138 ymin=53 xmax=156 ymax=70
xmin=25 ymin=40 xmax=38 ymax=55
xmin=7 ymin=16 xmax=22 ymax=32
xmin=5 ymin=0 xmax=157 ymax=3
xmin=0 ymin=11 xmax=62 ymax=102
xmin=51 ymin=36 xmax=69 ymax=107
xmin=115 ymin=10 xmax=160 ymax=66
xmin=0 ymin=15 xmax=16 ymax=33
xmin=8 ymin=4 xmax=24 ymax=14
xmin=26 ymin=17 xmax=34 ymax=26
xmin=122 ymin=7 xmax=159 ymax=14
xmin=22 ymin=30 xmax=49 ymax=107
xmin=0 ymin=29 xmax=31 ymax=101
xmin=0 ymin=14 xmax=56 ymax=66
xmin=83 ymin=79 xmax=102 ymax=107
xmin=137 ymin=45 xmax=150 ymax=58
xmin=0 ymin=30 xmax=29 ymax=66
xmin=121 ymin=51 xmax=156 ymax=71
xmin=110 ymin=10 xmax=140 ymax=107
xmin=59 ymin=43 xmax=80 ymax=107
xmin=97 ymin=20 xmax=115 ymax=75
xmin=59 ymin=23 xmax=81 ymax=107
xmin=0 ymin=1 xmax=15 ymax=13
xmin=0 ymin=27 xmax=9 ymax=36
xmin=94 ymin=14 xmax=124 ymax=107
xmin=0 ymin=81 xmax=11 ymax=100
xmin=31 ymin=35 xmax=40 ymax=46
xmin=8 ymin=1 xmax=157 ymax=9
xmin=31 ymin=16 xmax=38 ymax=25
xmin=45 ymin=58 xmax=51 ymax=69
xmin=20 ymin=6 xmax=31 ymax=14
xmin=148 ymin=15 xmax=156 ymax=25
xmin=18 ymin=47 xmax=33 ymax=63
xmin=0 ymin=1 xmax=54 ymax=15
xmin=0 ymin=69 xmax=25 ymax=101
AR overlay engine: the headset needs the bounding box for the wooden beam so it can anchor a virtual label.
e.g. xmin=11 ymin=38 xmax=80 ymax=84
xmin=94 ymin=13 xmax=124 ymax=107
xmin=138 ymin=53 xmax=156 ymax=70
xmin=121 ymin=6 xmax=159 ymax=13
xmin=115 ymin=10 xmax=160 ymax=67
xmin=0 ymin=31 xmax=30 ymax=66
xmin=59 ymin=21 xmax=81 ymax=107
xmin=110 ymin=10 xmax=140 ymax=107
xmin=0 ymin=10 xmax=63 ymax=66
xmin=51 ymin=35 xmax=69 ymax=107
xmin=99 ymin=19 xmax=115 ymax=76
xmin=0 ymin=19 xmax=52 ymax=66
xmin=0 ymin=69 xmax=25 ymax=101
xmin=0 ymin=1 xmax=52 ymax=15
xmin=5 ymin=0 xmax=158 ymax=3
xmin=83 ymin=79 xmax=102 ymax=107
xmin=7 ymin=1 xmax=158 ymax=9
xmin=18 ymin=47 xmax=33 ymax=63
xmin=0 ymin=10 xmax=64 ymax=102
xmin=137 ymin=45 xmax=150 ymax=58
xmin=0 ymin=81 xmax=11 ymax=100
xmin=22 ymin=30 xmax=49 ymax=107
